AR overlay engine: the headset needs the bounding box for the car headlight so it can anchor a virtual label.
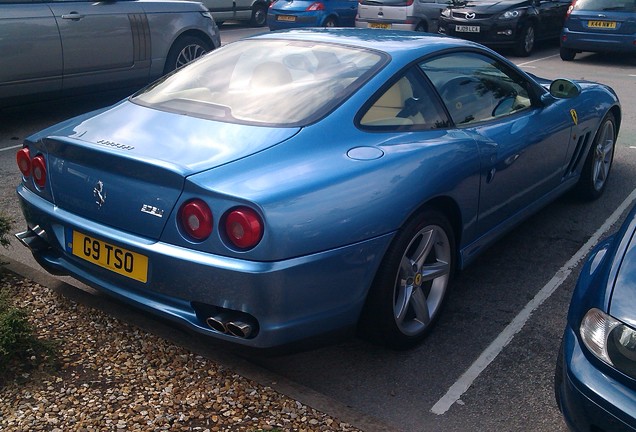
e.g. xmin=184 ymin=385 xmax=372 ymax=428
xmin=580 ymin=308 xmax=636 ymax=378
xmin=441 ymin=8 xmax=451 ymax=17
xmin=201 ymin=11 xmax=214 ymax=20
xmin=499 ymin=9 xmax=521 ymax=19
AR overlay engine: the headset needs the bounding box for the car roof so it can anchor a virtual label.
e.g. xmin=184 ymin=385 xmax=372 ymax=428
xmin=250 ymin=28 xmax=487 ymax=57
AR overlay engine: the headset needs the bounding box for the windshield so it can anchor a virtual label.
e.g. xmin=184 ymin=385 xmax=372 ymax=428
xmin=573 ymin=0 xmax=636 ymax=12
xmin=132 ymin=39 xmax=386 ymax=126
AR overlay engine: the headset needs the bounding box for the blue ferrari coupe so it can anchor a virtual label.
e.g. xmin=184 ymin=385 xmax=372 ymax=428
xmin=556 ymin=203 xmax=636 ymax=431
xmin=15 ymin=29 xmax=621 ymax=349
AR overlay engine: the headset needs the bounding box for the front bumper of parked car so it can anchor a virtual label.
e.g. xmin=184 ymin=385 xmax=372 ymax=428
xmin=17 ymin=184 xmax=393 ymax=349
xmin=557 ymin=326 xmax=636 ymax=432
xmin=438 ymin=18 xmax=522 ymax=46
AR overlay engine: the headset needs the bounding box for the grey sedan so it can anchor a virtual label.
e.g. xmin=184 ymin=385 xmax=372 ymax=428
xmin=0 ymin=0 xmax=221 ymax=107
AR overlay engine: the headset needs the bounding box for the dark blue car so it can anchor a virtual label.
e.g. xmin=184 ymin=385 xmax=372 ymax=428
xmin=556 ymin=203 xmax=636 ymax=431
xmin=267 ymin=0 xmax=358 ymax=29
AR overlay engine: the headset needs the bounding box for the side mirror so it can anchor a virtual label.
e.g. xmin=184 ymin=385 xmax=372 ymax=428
xmin=549 ymin=78 xmax=581 ymax=99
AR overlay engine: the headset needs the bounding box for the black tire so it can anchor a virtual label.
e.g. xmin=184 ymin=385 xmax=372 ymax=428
xmin=250 ymin=4 xmax=268 ymax=27
xmin=514 ymin=23 xmax=535 ymax=57
xmin=560 ymin=47 xmax=576 ymax=61
xmin=554 ymin=338 xmax=565 ymax=413
xmin=359 ymin=208 xmax=456 ymax=349
xmin=574 ymin=112 xmax=617 ymax=200
xmin=323 ymin=16 xmax=337 ymax=27
xmin=415 ymin=22 xmax=428 ymax=32
xmin=163 ymin=35 xmax=211 ymax=74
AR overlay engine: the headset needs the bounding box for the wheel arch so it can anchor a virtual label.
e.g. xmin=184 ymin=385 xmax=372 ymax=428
xmin=404 ymin=195 xmax=464 ymax=272
xmin=609 ymin=104 xmax=622 ymax=137
xmin=321 ymin=13 xmax=339 ymax=26
xmin=171 ymin=29 xmax=216 ymax=52
xmin=414 ymin=18 xmax=429 ymax=32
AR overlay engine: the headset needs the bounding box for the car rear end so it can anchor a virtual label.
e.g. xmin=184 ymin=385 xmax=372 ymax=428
xmin=561 ymin=0 xmax=636 ymax=55
xmin=267 ymin=0 xmax=328 ymax=29
xmin=355 ymin=0 xmax=416 ymax=30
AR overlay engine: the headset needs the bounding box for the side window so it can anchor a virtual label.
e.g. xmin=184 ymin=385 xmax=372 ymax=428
xmin=419 ymin=52 xmax=533 ymax=126
xmin=359 ymin=69 xmax=450 ymax=130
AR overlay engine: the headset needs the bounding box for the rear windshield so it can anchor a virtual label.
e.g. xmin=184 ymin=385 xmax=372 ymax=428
xmin=573 ymin=0 xmax=636 ymax=12
xmin=359 ymin=0 xmax=412 ymax=6
xmin=132 ymin=39 xmax=386 ymax=127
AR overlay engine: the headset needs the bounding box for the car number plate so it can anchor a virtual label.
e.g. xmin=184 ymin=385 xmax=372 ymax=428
xmin=587 ymin=20 xmax=617 ymax=29
xmin=369 ymin=22 xmax=391 ymax=29
xmin=455 ymin=25 xmax=480 ymax=32
xmin=277 ymin=15 xmax=296 ymax=22
xmin=69 ymin=230 xmax=148 ymax=283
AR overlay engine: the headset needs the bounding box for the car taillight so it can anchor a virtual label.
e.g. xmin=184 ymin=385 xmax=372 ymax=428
xmin=566 ymin=0 xmax=576 ymax=18
xmin=224 ymin=207 xmax=263 ymax=249
xmin=16 ymin=148 xmax=31 ymax=177
xmin=31 ymin=155 xmax=47 ymax=188
xmin=306 ymin=2 xmax=324 ymax=11
xmin=179 ymin=199 xmax=213 ymax=241
xmin=406 ymin=0 xmax=413 ymax=5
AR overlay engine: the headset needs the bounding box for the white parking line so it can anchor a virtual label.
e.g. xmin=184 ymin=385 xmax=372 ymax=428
xmin=431 ymin=188 xmax=636 ymax=415
xmin=0 ymin=144 xmax=21 ymax=152
xmin=515 ymin=54 xmax=560 ymax=68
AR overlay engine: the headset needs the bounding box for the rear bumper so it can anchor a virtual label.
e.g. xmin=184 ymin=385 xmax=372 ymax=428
xmin=17 ymin=184 xmax=393 ymax=349
xmin=355 ymin=18 xmax=417 ymax=31
xmin=267 ymin=12 xmax=324 ymax=29
xmin=561 ymin=28 xmax=636 ymax=53
xmin=557 ymin=326 xmax=636 ymax=432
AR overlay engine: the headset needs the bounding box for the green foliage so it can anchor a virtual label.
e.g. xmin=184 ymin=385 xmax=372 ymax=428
xmin=0 ymin=286 xmax=57 ymax=385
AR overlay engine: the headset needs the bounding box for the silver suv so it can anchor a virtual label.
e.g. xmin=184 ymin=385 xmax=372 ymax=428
xmin=1 ymin=0 xmax=220 ymax=108
xmin=355 ymin=0 xmax=451 ymax=32
xmin=200 ymin=0 xmax=271 ymax=26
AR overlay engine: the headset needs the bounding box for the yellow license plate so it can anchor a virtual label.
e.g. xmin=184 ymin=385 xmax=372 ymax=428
xmin=588 ymin=20 xmax=617 ymax=29
xmin=71 ymin=231 xmax=148 ymax=283
xmin=277 ymin=15 xmax=296 ymax=21
xmin=369 ymin=22 xmax=391 ymax=29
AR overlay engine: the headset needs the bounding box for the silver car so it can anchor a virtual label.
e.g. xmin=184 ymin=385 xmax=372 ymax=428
xmin=1 ymin=0 xmax=221 ymax=107
xmin=355 ymin=0 xmax=451 ymax=33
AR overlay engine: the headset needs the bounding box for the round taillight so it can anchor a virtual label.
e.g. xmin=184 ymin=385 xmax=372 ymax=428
xmin=16 ymin=148 xmax=31 ymax=177
xmin=179 ymin=199 xmax=213 ymax=241
xmin=225 ymin=207 xmax=263 ymax=249
xmin=31 ymin=155 xmax=47 ymax=188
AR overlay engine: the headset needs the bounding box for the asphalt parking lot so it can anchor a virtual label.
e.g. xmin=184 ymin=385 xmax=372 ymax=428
xmin=1 ymin=27 xmax=636 ymax=432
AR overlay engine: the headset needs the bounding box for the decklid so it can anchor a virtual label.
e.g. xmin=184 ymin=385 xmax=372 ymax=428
xmin=35 ymin=101 xmax=299 ymax=240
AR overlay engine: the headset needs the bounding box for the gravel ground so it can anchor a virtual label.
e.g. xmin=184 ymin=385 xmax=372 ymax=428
xmin=0 ymin=269 xmax=364 ymax=432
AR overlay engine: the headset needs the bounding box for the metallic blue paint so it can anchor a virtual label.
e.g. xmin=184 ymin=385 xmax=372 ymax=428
xmin=556 ymin=205 xmax=636 ymax=431
xmin=16 ymin=29 xmax=621 ymax=348
xmin=561 ymin=1 xmax=636 ymax=57
xmin=267 ymin=0 xmax=358 ymax=29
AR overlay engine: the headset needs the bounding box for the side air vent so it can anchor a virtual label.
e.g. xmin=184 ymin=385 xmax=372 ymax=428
xmin=565 ymin=131 xmax=591 ymax=177
xmin=129 ymin=14 xmax=151 ymax=62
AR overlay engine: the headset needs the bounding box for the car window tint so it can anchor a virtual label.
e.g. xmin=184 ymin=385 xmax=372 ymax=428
xmin=573 ymin=0 xmax=636 ymax=12
xmin=359 ymin=68 xmax=450 ymax=130
xmin=132 ymin=39 xmax=386 ymax=126
xmin=419 ymin=52 xmax=532 ymax=126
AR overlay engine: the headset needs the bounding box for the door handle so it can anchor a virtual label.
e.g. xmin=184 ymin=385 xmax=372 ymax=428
xmin=61 ymin=12 xmax=84 ymax=20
